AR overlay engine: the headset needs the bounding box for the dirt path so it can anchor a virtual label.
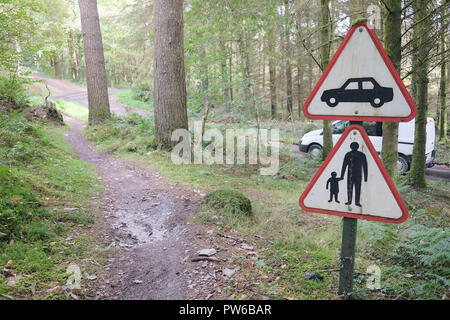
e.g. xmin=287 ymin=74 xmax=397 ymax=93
xmin=63 ymin=115 xmax=201 ymax=299
xmin=31 ymin=76 xmax=265 ymax=300
xmin=30 ymin=74 xmax=148 ymax=117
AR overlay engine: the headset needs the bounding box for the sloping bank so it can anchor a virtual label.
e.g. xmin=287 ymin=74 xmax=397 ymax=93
xmin=0 ymin=102 xmax=109 ymax=299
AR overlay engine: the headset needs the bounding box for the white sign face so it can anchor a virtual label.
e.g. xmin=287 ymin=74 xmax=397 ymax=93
xmin=299 ymin=125 xmax=408 ymax=223
xmin=303 ymin=22 xmax=416 ymax=122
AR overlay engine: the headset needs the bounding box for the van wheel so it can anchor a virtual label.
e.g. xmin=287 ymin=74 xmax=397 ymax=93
xmin=308 ymin=144 xmax=322 ymax=159
xmin=397 ymin=155 xmax=410 ymax=175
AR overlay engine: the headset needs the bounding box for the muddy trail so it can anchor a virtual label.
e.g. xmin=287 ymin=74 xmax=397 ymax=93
xmin=32 ymin=75 xmax=265 ymax=300
xmin=64 ymin=115 xmax=202 ymax=299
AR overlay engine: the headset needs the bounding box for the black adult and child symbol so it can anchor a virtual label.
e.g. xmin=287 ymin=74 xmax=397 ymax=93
xmin=326 ymin=142 xmax=368 ymax=207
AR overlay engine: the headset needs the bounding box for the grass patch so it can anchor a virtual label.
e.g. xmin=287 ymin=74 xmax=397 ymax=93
xmin=53 ymin=99 xmax=88 ymax=123
xmin=0 ymin=110 xmax=105 ymax=299
xmin=115 ymin=91 xmax=153 ymax=111
xmin=85 ymin=113 xmax=156 ymax=154
xmin=435 ymin=142 xmax=450 ymax=164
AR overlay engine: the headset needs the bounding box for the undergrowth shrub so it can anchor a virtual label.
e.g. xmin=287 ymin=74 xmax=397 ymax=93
xmin=0 ymin=112 xmax=48 ymax=164
xmin=131 ymin=83 xmax=151 ymax=102
xmin=0 ymin=76 xmax=31 ymax=106
xmin=301 ymin=123 xmax=320 ymax=136
xmin=0 ymin=165 xmax=45 ymax=241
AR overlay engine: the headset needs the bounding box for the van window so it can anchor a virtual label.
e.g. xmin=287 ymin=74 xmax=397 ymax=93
xmin=362 ymin=122 xmax=383 ymax=136
xmin=332 ymin=121 xmax=349 ymax=134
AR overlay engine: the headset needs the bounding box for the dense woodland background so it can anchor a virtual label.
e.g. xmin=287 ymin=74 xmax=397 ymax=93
xmin=2 ymin=0 xmax=447 ymax=124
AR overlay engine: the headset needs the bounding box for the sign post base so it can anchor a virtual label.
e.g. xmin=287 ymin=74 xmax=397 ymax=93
xmin=338 ymin=217 xmax=357 ymax=299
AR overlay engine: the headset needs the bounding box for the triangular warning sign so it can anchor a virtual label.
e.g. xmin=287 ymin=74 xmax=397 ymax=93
xmin=299 ymin=125 xmax=408 ymax=224
xmin=303 ymin=22 xmax=417 ymax=122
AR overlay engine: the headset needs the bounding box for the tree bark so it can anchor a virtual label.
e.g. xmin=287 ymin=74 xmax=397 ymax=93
xmin=268 ymin=25 xmax=277 ymax=119
xmin=320 ymin=0 xmax=333 ymax=160
xmin=153 ymin=0 xmax=188 ymax=149
xmin=228 ymin=42 xmax=233 ymax=103
xmin=78 ymin=0 xmax=111 ymax=125
xmin=409 ymin=0 xmax=430 ymax=188
xmin=439 ymin=5 xmax=448 ymax=143
xmin=52 ymin=54 xmax=63 ymax=80
xmin=219 ymin=41 xmax=229 ymax=104
xmin=381 ymin=0 xmax=401 ymax=180
xmin=238 ymin=21 xmax=258 ymax=119
xmin=295 ymin=8 xmax=304 ymax=118
xmin=284 ymin=0 xmax=293 ymax=119
xmin=68 ymin=30 xmax=79 ymax=80
xmin=199 ymin=41 xmax=209 ymax=108
xmin=306 ymin=9 xmax=313 ymax=98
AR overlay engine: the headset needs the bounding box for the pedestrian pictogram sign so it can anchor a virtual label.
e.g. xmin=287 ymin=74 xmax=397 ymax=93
xmin=299 ymin=125 xmax=408 ymax=224
xmin=303 ymin=21 xmax=417 ymax=122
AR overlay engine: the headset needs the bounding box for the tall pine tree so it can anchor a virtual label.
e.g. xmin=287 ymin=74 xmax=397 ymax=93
xmin=409 ymin=0 xmax=430 ymax=188
xmin=78 ymin=0 xmax=111 ymax=124
xmin=153 ymin=0 xmax=188 ymax=149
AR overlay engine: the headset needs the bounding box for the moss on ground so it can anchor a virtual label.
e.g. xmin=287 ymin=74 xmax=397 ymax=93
xmin=202 ymin=189 xmax=252 ymax=216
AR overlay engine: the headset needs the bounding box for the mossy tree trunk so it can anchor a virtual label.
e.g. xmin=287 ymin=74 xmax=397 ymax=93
xmin=409 ymin=0 xmax=430 ymax=188
xmin=153 ymin=0 xmax=188 ymax=149
xmin=78 ymin=0 xmax=111 ymax=125
xmin=320 ymin=0 xmax=332 ymax=160
xmin=381 ymin=0 xmax=401 ymax=180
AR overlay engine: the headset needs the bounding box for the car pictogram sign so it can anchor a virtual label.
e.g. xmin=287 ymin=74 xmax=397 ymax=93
xmin=303 ymin=21 xmax=417 ymax=122
xmin=299 ymin=125 xmax=408 ymax=223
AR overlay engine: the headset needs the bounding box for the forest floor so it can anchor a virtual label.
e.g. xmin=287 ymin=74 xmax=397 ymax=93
xmin=22 ymin=77 xmax=278 ymax=299
xmin=7 ymin=76 xmax=447 ymax=300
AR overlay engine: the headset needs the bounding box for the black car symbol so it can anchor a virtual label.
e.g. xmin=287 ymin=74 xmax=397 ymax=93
xmin=320 ymin=77 xmax=393 ymax=108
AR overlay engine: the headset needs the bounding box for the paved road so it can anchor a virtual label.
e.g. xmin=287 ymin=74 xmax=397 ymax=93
xmin=30 ymin=74 xmax=148 ymax=117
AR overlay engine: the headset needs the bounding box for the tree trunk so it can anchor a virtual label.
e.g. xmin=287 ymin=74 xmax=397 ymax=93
xmin=238 ymin=23 xmax=256 ymax=114
xmin=199 ymin=42 xmax=209 ymax=107
xmin=381 ymin=0 xmax=401 ymax=180
xmin=295 ymin=9 xmax=304 ymax=118
xmin=284 ymin=0 xmax=293 ymax=119
xmin=153 ymin=0 xmax=188 ymax=149
xmin=306 ymin=9 xmax=313 ymax=98
xmin=229 ymin=42 xmax=233 ymax=103
xmin=409 ymin=0 xmax=430 ymax=188
xmin=78 ymin=0 xmax=111 ymax=125
xmin=68 ymin=30 xmax=79 ymax=80
xmin=320 ymin=0 xmax=333 ymax=160
xmin=439 ymin=5 xmax=448 ymax=143
xmin=219 ymin=41 xmax=229 ymax=104
xmin=268 ymin=27 xmax=277 ymax=119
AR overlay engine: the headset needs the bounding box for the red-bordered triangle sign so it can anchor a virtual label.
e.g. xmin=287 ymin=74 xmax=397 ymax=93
xmin=303 ymin=21 xmax=417 ymax=122
xmin=299 ymin=125 xmax=408 ymax=224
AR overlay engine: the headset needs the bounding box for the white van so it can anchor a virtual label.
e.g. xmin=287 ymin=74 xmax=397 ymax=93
xmin=298 ymin=118 xmax=435 ymax=174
